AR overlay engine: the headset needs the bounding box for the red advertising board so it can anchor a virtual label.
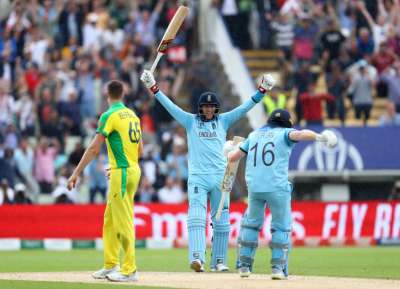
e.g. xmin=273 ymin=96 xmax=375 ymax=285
xmin=0 ymin=202 xmax=399 ymax=242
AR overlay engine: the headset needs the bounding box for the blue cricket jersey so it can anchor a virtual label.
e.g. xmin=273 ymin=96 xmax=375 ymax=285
xmin=240 ymin=125 xmax=296 ymax=193
xmin=154 ymin=90 xmax=264 ymax=175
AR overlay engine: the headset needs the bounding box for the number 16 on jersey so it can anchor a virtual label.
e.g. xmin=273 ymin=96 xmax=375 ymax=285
xmin=216 ymin=136 xmax=245 ymax=220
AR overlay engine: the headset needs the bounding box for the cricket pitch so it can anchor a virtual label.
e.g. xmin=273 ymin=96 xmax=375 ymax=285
xmin=0 ymin=271 xmax=399 ymax=289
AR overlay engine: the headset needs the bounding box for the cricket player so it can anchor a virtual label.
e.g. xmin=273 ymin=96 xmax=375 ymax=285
xmin=226 ymin=109 xmax=337 ymax=279
xmin=67 ymin=80 xmax=142 ymax=282
xmin=140 ymin=70 xmax=275 ymax=272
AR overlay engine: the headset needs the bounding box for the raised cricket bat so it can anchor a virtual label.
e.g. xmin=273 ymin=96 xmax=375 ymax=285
xmin=216 ymin=136 xmax=245 ymax=220
xmin=150 ymin=5 xmax=189 ymax=73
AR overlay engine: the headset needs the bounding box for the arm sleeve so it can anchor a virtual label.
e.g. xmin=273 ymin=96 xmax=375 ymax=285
xmin=154 ymin=90 xmax=193 ymax=129
xmin=96 ymin=113 xmax=113 ymax=137
xmin=285 ymin=128 xmax=298 ymax=147
xmin=220 ymin=91 xmax=264 ymax=129
xmin=239 ymin=138 xmax=250 ymax=154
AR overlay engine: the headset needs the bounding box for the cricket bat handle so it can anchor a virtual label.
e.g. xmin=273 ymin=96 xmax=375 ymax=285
xmin=216 ymin=190 xmax=228 ymax=220
xmin=150 ymin=53 xmax=163 ymax=74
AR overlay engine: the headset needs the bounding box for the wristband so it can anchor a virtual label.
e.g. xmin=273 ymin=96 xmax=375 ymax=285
xmin=150 ymin=84 xmax=159 ymax=94
xmin=258 ymin=86 xmax=267 ymax=94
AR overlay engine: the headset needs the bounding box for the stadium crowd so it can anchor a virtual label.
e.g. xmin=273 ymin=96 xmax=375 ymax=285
xmin=216 ymin=0 xmax=400 ymax=126
xmin=1 ymin=0 xmax=400 ymax=205
xmin=0 ymin=0 xmax=194 ymax=205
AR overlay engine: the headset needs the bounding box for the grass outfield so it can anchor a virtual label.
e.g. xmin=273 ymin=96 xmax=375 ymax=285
xmin=0 ymin=247 xmax=399 ymax=289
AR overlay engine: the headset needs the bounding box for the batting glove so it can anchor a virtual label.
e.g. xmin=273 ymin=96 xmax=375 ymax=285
xmin=223 ymin=140 xmax=237 ymax=157
xmin=316 ymin=130 xmax=338 ymax=148
xmin=140 ymin=70 xmax=159 ymax=93
xmin=258 ymin=73 xmax=276 ymax=94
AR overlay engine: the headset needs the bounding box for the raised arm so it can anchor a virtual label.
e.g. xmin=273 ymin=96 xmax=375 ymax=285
xmin=140 ymin=70 xmax=193 ymax=129
xmin=356 ymin=1 xmax=376 ymax=29
xmin=221 ymin=74 xmax=276 ymax=128
xmin=288 ymin=129 xmax=337 ymax=147
xmin=220 ymin=91 xmax=264 ymax=128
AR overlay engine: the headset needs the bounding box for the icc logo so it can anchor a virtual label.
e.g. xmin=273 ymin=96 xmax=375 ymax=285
xmin=297 ymin=129 xmax=364 ymax=171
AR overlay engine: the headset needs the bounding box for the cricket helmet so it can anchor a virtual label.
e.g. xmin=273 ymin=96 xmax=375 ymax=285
xmin=198 ymin=92 xmax=220 ymax=117
xmin=267 ymin=109 xmax=293 ymax=128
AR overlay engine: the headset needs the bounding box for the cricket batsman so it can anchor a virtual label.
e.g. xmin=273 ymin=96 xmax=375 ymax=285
xmin=227 ymin=109 xmax=337 ymax=279
xmin=140 ymin=70 xmax=275 ymax=272
xmin=67 ymin=80 xmax=142 ymax=282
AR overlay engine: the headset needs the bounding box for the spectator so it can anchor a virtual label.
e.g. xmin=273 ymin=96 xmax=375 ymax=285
xmin=326 ymin=62 xmax=347 ymax=124
xmin=135 ymin=177 xmax=158 ymax=203
xmin=158 ymin=176 xmax=185 ymax=204
xmin=77 ymin=58 xmax=96 ymax=119
xmin=371 ymin=42 xmax=397 ymax=75
xmin=379 ymin=101 xmax=400 ymax=127
xmin=166 ymin=141 xmax=188 ymax=190
xmin=356 ymin=27 xmax=374 ymax=56
xmin=83 ymin=13 xmax=103 ymax=52
xmin=109 ymin=0 xmax=130 ymax=29
xmin=293 ymin=62 xmax=314 ymax=122
xmin=34 ymin=137 xmax=59 ymax=194
xmin=320 ymin=18 xmax=346 ymax=65
xmin=25 ymin=27 xmax=49 ymax=69
xmin=213 ymin=0 xmax=241 ymax=48
xmin=4 ymin=124 xmax=18 ymax=150
xmin=372 ymin=42 xmax=397 ymax=98
xmin=380 ymin=61 xmax=400 ymax=112
xmin=52 ymin=173 xmax=75 ymax=204
xmin=0 ymin=82 xmax=14 ymax=129
xmin=349 ymin=63 xmax=375 ymax=125
xmin=13 ymin=183 xmax=32 ymax=204
xmin=13 ymin=137 xmax=39 ymax=201
xmin=300 ymin=82 xmax=334 ymax=125
xmin=271 ymin=13 xmax=294 ymax=60
xmin=356 ymin=0 xmax=390 ymax=52
xmin=256 ymin=0 xmax=277 ymax=49
xmin=104 ymin=19 xmax=124 ymax=52
xmin=37 ymin=0 xmax=59 ymax=38
xmin=262 ymin=86 xmax=287 ymax=116
xmin=24 ymin=62 xmax=40 ymax=96
xmin=86 ymin=154 xmax=108 ymax=203
xmin=14 ymin=92 xmax=36 ymax=136
xmin=135 ymin=1 xmax=165 ymax=48
xmin=68 ymin=142 xmax=85 ymax=168
xmin=0 ymin=179 xmax=14 ymax=205
xmin=0 ymin=148 xmax=18 ymax=187
xmin=58 ymin=88 xmax=81 ymax=136
xmin=58 ymin=0 xmax=84 ymax=46
xmin=293 ymin=15 xmax=318 ymax=64
xmin=338 ymin=0 xmax=357 ymax=37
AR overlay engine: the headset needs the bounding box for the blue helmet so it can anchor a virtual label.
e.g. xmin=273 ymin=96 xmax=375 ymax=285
xmin=197 ymin=92 xmax=220 ymax=117
xmin=267 ymin=109 xmax=293 ymax=128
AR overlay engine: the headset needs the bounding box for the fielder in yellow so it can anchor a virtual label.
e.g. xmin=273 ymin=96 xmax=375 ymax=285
xmin=67 ymin=80 xmax=142 ymax=282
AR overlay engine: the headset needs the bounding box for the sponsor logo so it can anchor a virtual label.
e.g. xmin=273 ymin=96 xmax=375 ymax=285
xmin=198 ymin=131 xmax=217 ymax=138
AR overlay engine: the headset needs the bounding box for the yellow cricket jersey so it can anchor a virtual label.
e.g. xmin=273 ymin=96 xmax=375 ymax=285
xmin=96 ymin=102 xmax=141 ymax=169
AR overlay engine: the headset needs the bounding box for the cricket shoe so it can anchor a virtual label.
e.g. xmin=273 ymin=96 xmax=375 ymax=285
xmin=271 ymin=267 xmax=287 ymax=280
xmin=190 ymin=259 xmax=205 ymax=272
xmin=211 ymin=263 xmax=229 ymax=272
xmin=106 ymin=271 xmax=138 ymax=282
xmin=91 ymin=265 xmax=120 ymax=279
xmin=239 ymin=266 xmax=251 ymax=278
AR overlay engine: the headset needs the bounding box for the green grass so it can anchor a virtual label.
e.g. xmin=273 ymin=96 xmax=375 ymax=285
xmin=0 ymin=247 xmax=399 ymax=289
